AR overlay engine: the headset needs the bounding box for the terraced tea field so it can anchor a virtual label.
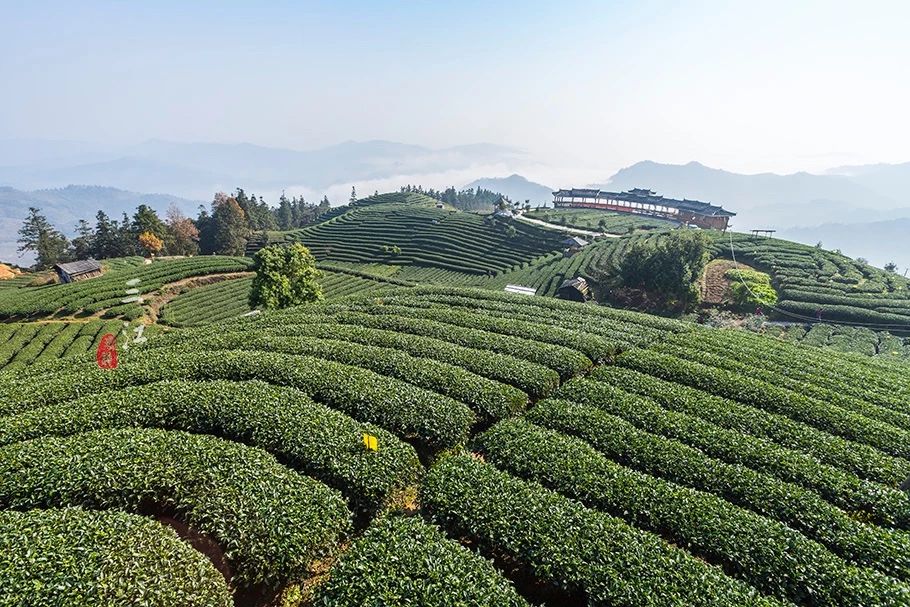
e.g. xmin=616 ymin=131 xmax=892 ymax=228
xmin=2 ymin=284 xmax=910 ymax=606
xmin=159 ymin=265 xmax=414 ymax=327
xmin=0 ymin=256 xmax=252 ymax=321
xmin=280 ymin=193 xmax=566 ymax=275
xmin=761 ymin=322 xmax=910 ymax=360
xmin=714 ymin=234 xmax=910 ymax=331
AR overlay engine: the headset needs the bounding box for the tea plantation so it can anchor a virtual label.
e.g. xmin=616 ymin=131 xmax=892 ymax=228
xmin=714 ymin=233 xmax=910 ymax=332
xmin=2 ymin=283 xmax=910 ymax=606
xmin=276 ymin=193 xmax=567 ymax=275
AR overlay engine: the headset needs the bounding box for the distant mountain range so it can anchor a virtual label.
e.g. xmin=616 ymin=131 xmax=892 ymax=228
xmin=0 ymin=185 xmax=200 ymax=265
xmin=462 ymin=174 xmax=553 ymax=205
xmin=0 ymin=138 xmax=522 ymax=200
xmin=779 ymin=219 xmax=910 ymax=275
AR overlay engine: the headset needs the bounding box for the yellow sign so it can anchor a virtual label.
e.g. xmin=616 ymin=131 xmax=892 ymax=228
xmin=362 ymin=433 xmax=379 ymax=451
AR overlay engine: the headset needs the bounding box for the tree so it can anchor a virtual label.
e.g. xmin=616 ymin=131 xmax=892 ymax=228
xmin=248 ymin=243 xmax=323 ymax=310
xmin=131 ymin=204 xmax=167 ymax=240
xmin=318 ymin=196 xmax=331 ymax=216
xmin=617 ymin=230 xmax=710 ymax=312
xmin=17 ymin=207 xmax=69 ymax=270
xmin=885 ymin=261 xmax=898 ymax=273
xmin=276 ymin=192 xmax=293 ymax=230
xmin=212 ymin=193 xmax=248 ymax=255
xmin=350 ymin=186 xmax=357 ymax=204
xmin=116 ymin=212 xmax=139 ymax=257
xmin=91 ymin=211 xmax=117 ymax=259
xmin=70 ymin=219 xmax=95 ymax=260
xmin=199 ymin=193 xmax=248 ymax=255
xmin=165 ymin=204 xmax=199 ymax=256
xmin=138 ymin=231 xmax=164 ymax=257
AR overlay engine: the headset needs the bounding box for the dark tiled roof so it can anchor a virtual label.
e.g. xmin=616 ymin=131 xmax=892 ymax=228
xmin=54 ymin=259 xmax=102 ymax=275
xmin=559 ymin=277 xmax=589 ymax=290
xmin=562 ymin=236 xmax=589 ymax=247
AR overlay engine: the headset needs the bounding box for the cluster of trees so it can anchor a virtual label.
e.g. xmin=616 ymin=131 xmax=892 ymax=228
xmin=17 ymin=204 xmax=203 ymax=270
xmin=610 ymin=230 xmax=711 ymax=313
xmin=17 ymin=189 xmax=335 ymax=270
xmin=399 ymin=185 xmax=520 ymax=212
xmin=237 ymin=189 xmax=331 ymax=231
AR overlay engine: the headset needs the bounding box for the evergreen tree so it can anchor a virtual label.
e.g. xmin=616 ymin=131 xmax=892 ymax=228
xmin=276 ymin=192 xmax=293 ymax=230
xmin=131 ymin=205 xmax=167 ymax=240
xmin=92 ymin=211 xmax=117 ymax=259
xmin=234 ymin=188 xmax=254 ymax=228
xmin=70 ymin=219 xmax=95 ymax=260
xmin=350 ymin=186 xmax=357 ymax=204
xmin=290 ymin=195 xmax=303 ymax=228
xmin=116 ymin=212 xmax=138 ymax=257
xmin=17 ymin=207 xmax=70 ymax=270
xmin=318 ymin=196 xmax=331 ymax=216
xmin=256 ymin=194 xmax=277 ymax=230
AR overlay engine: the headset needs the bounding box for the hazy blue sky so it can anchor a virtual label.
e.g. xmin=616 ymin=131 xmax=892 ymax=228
xmin=2 ymin=0 xmax=908 ymax=175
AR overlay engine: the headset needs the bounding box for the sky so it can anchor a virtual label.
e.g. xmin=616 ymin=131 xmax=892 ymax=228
xmin=2 ymin=0 xmax=909 ymax=176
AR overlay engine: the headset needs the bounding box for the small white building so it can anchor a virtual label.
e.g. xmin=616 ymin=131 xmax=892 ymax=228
xmin=504 ymin=284 xmax=537 ymax=296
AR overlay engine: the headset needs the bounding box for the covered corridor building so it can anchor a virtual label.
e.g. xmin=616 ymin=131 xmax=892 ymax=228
xmin=552 ymin=188 xmax=735 ymax=230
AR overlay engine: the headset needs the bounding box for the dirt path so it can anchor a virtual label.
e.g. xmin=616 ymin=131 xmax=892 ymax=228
xmin=144 ymin=272 xmax=254 ymax=324
xmin=701 ymin=259 xmax=757 ymax=305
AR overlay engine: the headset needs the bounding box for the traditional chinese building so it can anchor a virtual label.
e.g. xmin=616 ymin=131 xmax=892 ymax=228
xmin=552 ymin=188 xmax=735 ymax=230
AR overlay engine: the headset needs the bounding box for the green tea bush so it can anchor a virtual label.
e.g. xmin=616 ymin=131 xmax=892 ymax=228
xmin=617 ymin=348 xmax=910 ymax=460
xmin=312 ymin=516 xmax=529 ymax=606
xmin=0 ymin=350 xmax=475 ymax=448
xmin=591 ymin=365 xmax=910 ymax=490
xmin=0 ymin=508 xmax=232 ymax=606
xmin=421 ymin=454 xmax=783 ymax=607
xmin=654 ymin=339 xmax=910 ymax=431
xmin=155 ymin=333 xmax=527 ymax=421
xmin=533 ymin=390 xmax=910 ymax=538
xmin=0 ymin=380 xmax=421 ymax=510
xmin=0 ymin=428 xmax=351 ymax=587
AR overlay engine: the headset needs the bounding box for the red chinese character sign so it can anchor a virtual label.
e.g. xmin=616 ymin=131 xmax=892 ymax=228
xmin=96 ymin=333 xmax=118 ymax=369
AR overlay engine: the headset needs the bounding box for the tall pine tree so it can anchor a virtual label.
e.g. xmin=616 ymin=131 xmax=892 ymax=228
xmin=17 ymin=207 xmax=69 ymax=270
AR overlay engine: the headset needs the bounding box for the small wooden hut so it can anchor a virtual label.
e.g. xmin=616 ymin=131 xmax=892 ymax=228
xmin=54 ymin=259 xmax=103 ymax=284
xmin=557 ymin=277 xmax=591 ymax=302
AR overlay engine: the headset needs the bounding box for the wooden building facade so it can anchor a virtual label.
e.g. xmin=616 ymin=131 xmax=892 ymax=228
xmin=552 ymin=187 xmax=735 ymax=230
xmin=54 ymin=259 xmax=103 ymax=283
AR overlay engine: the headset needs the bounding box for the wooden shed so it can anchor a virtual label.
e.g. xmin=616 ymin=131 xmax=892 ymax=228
xmin=54 ymin=259 xmax=103 ymax=284
xmin=557 ymin=277 xmax=591 ymax=302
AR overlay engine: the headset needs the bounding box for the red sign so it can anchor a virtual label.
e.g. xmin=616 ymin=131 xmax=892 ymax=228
xmin=96 ymin=333 xmax=118 ymax=369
